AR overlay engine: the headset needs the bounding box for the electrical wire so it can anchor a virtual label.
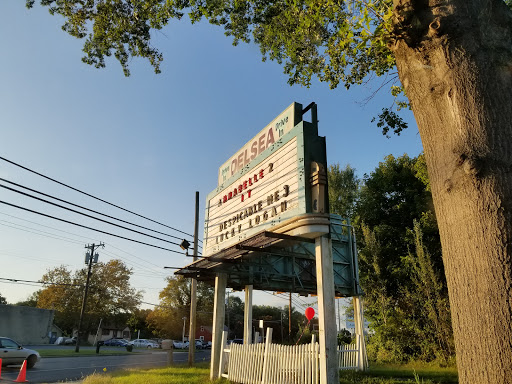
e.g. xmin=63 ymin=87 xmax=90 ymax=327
xmin=0 ymin=211 xmax=173 ymax=274
xmin=0 ymin=200 xmax=187 ymax=255
xmin=0 ymin=277 xmax=83 ymax=287
xmin=1 ymin=183 xmax=183 ymax=246
xmin=0 ymin=211 xmax=100 ymax=243
xmin=0 ymin=156 xmax=200 ymax=242
xmin=0 ymin=177 xmax=188 ymax=242
xmin=0 ymin=220 xmax=84 ymax=246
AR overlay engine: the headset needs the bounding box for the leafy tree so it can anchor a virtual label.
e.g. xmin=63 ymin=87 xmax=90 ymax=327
xmin=27 ymin=0 xmax=512 ymax=380
xmin=146 ymin=276 xmax=214 ymax=339
xmin=0 ymin=292 xmax=6 ymax=304
xmin=338 ymin=329 xmax=352 ymax=345
xmin=356 ymin=154 xmax=452 ymax=363
xmin=15 ymin=291 xmax=40 ymax=307
xmin=127 ymin=308 xmax=153 ymax=339
xmin=328 ymin=163 xmax=360 ymax=221
xmin=253 ymin=305 xmax=287 ymax=342
xmin=226 ymin=295 xmax=244 ymax=339
xmin=37 ymin=260 xmax=142 ymax=334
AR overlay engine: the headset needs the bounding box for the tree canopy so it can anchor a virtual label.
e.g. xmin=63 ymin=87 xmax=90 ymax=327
xmin=327 ymin=163 xmax=359 ymax=221
xmin=37 ymin=260 xmax=142 ymax=334
xmin=328 ymin=155 xmax=453 ymax=362
xmin=146 ymin=275 xmax=214 ymax=339
xmin=26 ymin=0 xmax=414 ymax=131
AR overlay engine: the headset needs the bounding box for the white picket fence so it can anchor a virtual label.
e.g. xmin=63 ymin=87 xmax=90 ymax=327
xmin=337 ymin=336 xmax=363 ymax=370
xmin=226 ymin=341 xmax=320 ymax=384
xmin=219 ymin=332 xmax=365 ymax=384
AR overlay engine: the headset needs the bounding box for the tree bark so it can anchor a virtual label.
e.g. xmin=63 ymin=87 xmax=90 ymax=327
xmin=392 ymin=0 xmax=512 ymax=382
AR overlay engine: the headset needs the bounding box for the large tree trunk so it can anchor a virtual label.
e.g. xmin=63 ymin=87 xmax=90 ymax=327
xmin=392 ymin=0 xmax=512 ymax=382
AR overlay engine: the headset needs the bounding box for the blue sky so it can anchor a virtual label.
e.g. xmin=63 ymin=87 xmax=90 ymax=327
xmin=0 ymin=1 xmax=423 ymax=318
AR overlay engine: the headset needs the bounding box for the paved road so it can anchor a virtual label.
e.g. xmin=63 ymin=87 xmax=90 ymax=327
xmin=1 ymin=349 xmax=211 ymax=383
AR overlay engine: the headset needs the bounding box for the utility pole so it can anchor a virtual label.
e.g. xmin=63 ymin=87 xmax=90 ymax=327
xmin=75 ymin=243 xmax=103 ymax=353
xmin=226 ymin=290 xmax=230 ymax=338
xmin=188 ymin=191 xmax=199 ymax=366
xmin=289 ymin=292 xmax=292 ymax=342
xmin=280 ymin=311 xmax=284 ymax=343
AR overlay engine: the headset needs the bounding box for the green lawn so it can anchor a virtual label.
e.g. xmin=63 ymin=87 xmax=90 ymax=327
xmin=340 ymin=362 xmax=458 ymax=384
xmin=82 ymin=363 xmax=228 ymax=384
xmin=78 ymin=361 xmax=457 ymax=384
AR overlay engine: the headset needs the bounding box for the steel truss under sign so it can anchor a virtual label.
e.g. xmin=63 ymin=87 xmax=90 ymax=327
xmin=176 ymin=214 xmax=362 ymax=297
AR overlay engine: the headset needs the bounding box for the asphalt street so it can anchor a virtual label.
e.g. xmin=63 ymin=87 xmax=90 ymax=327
xmin=0 ymin=348 xmax=211 ymax=383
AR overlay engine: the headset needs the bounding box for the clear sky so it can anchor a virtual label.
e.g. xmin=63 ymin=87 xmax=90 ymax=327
xmin=0 ymin=1 xmax=423 ymax=318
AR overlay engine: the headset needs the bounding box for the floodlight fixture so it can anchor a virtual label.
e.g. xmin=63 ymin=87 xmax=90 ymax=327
xmin=180 ymin=239 xmax=191 ymax=250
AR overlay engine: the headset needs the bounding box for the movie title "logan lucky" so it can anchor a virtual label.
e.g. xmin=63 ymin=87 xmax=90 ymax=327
xmin=216 ymin=185 xmax=290 ymax=244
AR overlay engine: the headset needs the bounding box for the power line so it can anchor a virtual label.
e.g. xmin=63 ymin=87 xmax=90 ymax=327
xmin=0 ymin=211 xmax=100 ymax=243
xmin=0 ymin=277 xmax=83 ymax=287
xmin=0 ymin=220 xmax=84 ymax=246
xmin=0 ymin=177 xmax=189 ymax=243
xmin=1 ymin=183 xmax=183 ymax=247
xmin=0 ymin=156 xmax=200 ymax=241
xmin=0 ymin=200 xmax=187 ymax=255
xmin=0 ymin=211 xmax=172 ymax=274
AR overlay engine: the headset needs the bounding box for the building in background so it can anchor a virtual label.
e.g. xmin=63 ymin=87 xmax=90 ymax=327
xmin=0 ymin=304 xmax=54 ymax=345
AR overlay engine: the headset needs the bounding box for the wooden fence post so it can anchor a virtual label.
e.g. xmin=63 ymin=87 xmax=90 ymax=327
xmin=261 ymin=327 xmax=273 ymax=384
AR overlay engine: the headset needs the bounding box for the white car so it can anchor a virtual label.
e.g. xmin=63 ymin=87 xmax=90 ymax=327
xmin=129 ymin=339 xmax=160 ymax=348
xmin=0 ymin=337 xmax=41 ymax=369
xmin=172 ymin=340 xmax=189 ymax=349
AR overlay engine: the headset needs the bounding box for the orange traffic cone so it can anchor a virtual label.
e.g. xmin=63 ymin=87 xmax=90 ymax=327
xmin=14 ymin=359 xmax=27 ymax=382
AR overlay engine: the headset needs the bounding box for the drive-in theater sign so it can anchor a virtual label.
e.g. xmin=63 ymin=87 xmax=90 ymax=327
xmin=176 ymin=102 xmax=365 ymax=383
xmin=203 ymin=102 xmax=327 ymax=257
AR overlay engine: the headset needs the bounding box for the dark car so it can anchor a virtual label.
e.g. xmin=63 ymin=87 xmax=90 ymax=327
xmin=103 ymin=338 xmax=128 ymax=347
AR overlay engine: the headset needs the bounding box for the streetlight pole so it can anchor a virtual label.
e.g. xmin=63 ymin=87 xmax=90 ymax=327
xmin=75 ymin=243 xmax=103 ymax=353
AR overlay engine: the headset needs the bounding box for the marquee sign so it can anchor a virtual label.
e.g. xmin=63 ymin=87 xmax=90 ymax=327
xmin=203 ymin=102 xmax=328 ymax=257
xmin=217 ymin=103 xmax=301 ymax=185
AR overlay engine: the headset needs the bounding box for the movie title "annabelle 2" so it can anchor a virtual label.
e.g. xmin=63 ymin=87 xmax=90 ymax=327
xmin=218 ymin=163 xmax=275 ymax=207
xmin=215 ymin=184 xmax=290 ymax=244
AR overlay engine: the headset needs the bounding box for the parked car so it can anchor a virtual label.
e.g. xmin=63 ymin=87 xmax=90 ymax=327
xmin=129 ymin=339 xmax=160 ymax=348
xmin=195 ymin=339 xmax=204 ymax=349
xmin=103 ymin=338 xmax=129 ymax=347
xmin=0 ymin=337 xmax=41 ymax=369
xmin=63 ymin=337 xmax=77 ymax=345
xmin=231 ymin=339 xmax=243 ymax=345
xmin=54 ymin=336 xmax=75 ymax=345
xmin=172 ymin=340 xmax=189 ymax=349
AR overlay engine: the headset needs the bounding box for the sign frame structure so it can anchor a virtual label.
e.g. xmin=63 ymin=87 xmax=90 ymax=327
xmin=177 ymin=102 xmax=366 ymax=383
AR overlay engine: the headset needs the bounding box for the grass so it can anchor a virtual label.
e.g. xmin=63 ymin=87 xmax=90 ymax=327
xmin=78 ymin=360 xmax=457 ymax=384
xmin=82 ymin=362 xmax=228 ymax=384
xmin=339 ymin=362 xmax=458 ymax=384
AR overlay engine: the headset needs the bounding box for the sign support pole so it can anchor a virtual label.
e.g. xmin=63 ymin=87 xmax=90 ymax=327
xmin=210 ymin=273 xmax=227 ymax=379
xmin=244 ymin=285 xmax=253 ymax=344
xmin=315 ymin=235 xmax=339 ymax=384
